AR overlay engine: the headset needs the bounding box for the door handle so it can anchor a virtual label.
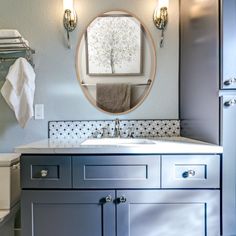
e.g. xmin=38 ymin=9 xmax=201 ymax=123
xmin=224 ymin=99 xmax=236 ymax=107
xmin=117 ymin=196 xmax=127 ymax=204
xmin=100 ymin=195 xmax=113 ymax=204
xmin=105 ymin=195 xmax=113 ymax=203
xmin=224 ymin=78 xmax=236 ymax=86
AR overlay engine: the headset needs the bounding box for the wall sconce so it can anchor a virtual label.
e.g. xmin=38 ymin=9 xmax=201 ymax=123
xmin=153 ymin=0 xmax=169 ymax=48
xmin=63 ymin=0 xmax=77 ymax=49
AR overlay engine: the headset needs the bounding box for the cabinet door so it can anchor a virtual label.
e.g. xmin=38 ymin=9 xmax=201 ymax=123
xmin=117 ymin=190 xmax=220 ymax=236
xmin=21 ymin=190 xmax=115 ymax=236
xmin=222 ymin=96 xmax=236 ymax=235
xmin=222 ymin=0 xmax=236 ymax=89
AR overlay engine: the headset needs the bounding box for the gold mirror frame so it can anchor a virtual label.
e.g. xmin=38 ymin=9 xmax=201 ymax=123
xmin=75 ymin=10 xmax=157 ymax=115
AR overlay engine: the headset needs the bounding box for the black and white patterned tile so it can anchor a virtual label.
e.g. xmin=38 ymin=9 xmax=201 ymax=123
xmin=49 ymin=119 xmax=180 ymax=139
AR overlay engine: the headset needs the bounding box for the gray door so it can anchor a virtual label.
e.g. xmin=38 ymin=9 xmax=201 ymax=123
xmin=21 ymin=190 xmax=115 ymax=236
xmin=222 ymin=96 xmax=236 ymax=236
xmin=222 ymin=0 xmax=236 ymax=89
xmin=116 ymin=190 xmax=220 ymax=236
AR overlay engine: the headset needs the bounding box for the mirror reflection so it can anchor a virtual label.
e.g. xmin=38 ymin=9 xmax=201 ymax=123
xmin=76 ymin=11 xmax=156 ymax=114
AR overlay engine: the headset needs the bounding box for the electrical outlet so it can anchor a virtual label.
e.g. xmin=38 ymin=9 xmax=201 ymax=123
xmin=34 ymin=104 xmax=44 ymax=120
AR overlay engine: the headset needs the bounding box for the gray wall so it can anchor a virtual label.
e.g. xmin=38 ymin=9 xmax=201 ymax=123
xmin=0 ymin=0 xmax=179 ymax=152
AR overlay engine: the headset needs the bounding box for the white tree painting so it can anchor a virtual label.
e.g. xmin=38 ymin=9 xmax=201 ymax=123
xmin=86 ymin=15 xmax=142 ymax=75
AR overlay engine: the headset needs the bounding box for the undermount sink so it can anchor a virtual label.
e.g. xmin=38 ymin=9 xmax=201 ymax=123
xmin=81 ymin=138 xmax=156 ymax=146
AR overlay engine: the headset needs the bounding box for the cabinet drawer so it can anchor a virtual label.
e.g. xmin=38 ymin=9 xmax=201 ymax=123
xmin=162 ymin=155 xmax=220 ymax=188
xmin=72 ymin=155 xmax=160 ymax=189
xmin=21 ymin=155 xmax=71 ymax=189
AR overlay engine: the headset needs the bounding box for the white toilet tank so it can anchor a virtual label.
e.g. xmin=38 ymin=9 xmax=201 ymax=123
xmin=0 ymin=154 xmax=20 ymax=210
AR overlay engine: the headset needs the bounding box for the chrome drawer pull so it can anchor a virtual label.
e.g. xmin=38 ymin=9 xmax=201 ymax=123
xmin=182 ymin=170 xmax=196 ymax=178
xmin=40 ymin=169 xmax=48 ymax=178
xmin=224 ymin=99 xmax=236 ymax=107
xmin=224 ymin=78 xmax=236 ymax=86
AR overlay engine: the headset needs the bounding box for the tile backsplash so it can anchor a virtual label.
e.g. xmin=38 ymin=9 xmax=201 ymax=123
xmin=49 ymin=119 xmax=180 ymax=139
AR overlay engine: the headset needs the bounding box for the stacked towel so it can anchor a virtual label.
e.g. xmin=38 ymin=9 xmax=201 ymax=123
xmin=0 ymin=29 xmax=29 ymax=47
xmin=96 ymin=83 xmax=131 ymax=113
xmin=1 ymin=57 xmax=35 ymax=128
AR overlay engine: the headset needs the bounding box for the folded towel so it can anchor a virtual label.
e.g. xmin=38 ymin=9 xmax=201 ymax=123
xmin=1 ymin=57 xmax=35 ymax=128
xmin=96 ymin=83 xmax=131 ymax=113
xmin=0 ymin=29 xmax=29 ymax=47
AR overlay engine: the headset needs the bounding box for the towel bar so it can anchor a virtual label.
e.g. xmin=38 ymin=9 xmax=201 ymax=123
xmin=81 ymin=80 xmax=152 ymax=87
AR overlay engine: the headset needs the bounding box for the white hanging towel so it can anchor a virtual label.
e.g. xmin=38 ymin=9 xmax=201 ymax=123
xmin=1 ymin=57 xmax=35 ymax=128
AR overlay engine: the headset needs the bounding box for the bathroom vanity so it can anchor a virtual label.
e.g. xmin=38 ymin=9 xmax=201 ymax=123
xmin=17 ymin=137 xmax=222 ymax=236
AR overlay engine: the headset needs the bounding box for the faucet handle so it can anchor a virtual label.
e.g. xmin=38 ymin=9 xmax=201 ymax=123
xmin=101 ymin=126 xmax=108 ymax=138
xmin=93 ymin=126 xmax=107 ymax=138
xmin=124 ymin=127 xmax=135 ymax=138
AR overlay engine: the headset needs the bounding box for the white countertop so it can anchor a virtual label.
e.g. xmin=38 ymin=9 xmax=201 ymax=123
xmin=15 ymin=137 xmax=223 ymax=154
xmin=0 ymin=153 xmax=20 ymax=167
xmin=0 ymin=210 xmax=10 ymax=222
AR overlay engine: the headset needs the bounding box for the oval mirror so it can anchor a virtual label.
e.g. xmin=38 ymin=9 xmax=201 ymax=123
xmin=76 ymin=10 xmax=156 ymax=114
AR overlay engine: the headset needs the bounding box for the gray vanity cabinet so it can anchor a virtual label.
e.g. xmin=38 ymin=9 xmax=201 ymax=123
xmin=21 ymin=190 xmax=116 ymax=236
xmin=117 ymin=190 xmax=220 ymax=236
xmin=21 ymin=154 xmax=221 ymax=236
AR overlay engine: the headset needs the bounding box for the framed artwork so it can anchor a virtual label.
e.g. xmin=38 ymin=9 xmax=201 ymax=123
xmin=86 ymin=15 xmax=143 ymax=75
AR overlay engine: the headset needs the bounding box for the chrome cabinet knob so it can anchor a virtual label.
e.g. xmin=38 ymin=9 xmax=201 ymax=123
xmin=224 ymin=99 xmax=236 ymax=107
xmin=100 ymin=195 xmax=113 ymax=204
xmin=224 ymin=78 xmax=236 ymax=86
xmin=105 ymin=195 xmax=113 ymax=203
xmin=40 ymin=169 xmax=48 ymax=178
xmin=182 ymin=170 xmax=196 ymax=178
xmin=118 ymin=196 xmax=127 ymax=203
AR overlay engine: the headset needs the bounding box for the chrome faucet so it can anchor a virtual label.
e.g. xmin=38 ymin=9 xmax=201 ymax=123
xmin=113 ymin=118 xmax=121 ymax=138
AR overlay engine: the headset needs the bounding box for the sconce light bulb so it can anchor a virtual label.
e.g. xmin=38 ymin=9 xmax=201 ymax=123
xmin=63 ymin=0 xmax=74 ymax=12
xmin=158 ymin=0 xmax=169 ymax=9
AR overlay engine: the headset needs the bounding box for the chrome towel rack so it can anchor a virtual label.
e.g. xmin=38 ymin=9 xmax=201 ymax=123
xmin=0 ymin=36 xmax=35 ymax=66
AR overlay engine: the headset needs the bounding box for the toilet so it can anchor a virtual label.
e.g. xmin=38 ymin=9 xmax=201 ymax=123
xmin=0 ymin=153 xmax=21 ymax=236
